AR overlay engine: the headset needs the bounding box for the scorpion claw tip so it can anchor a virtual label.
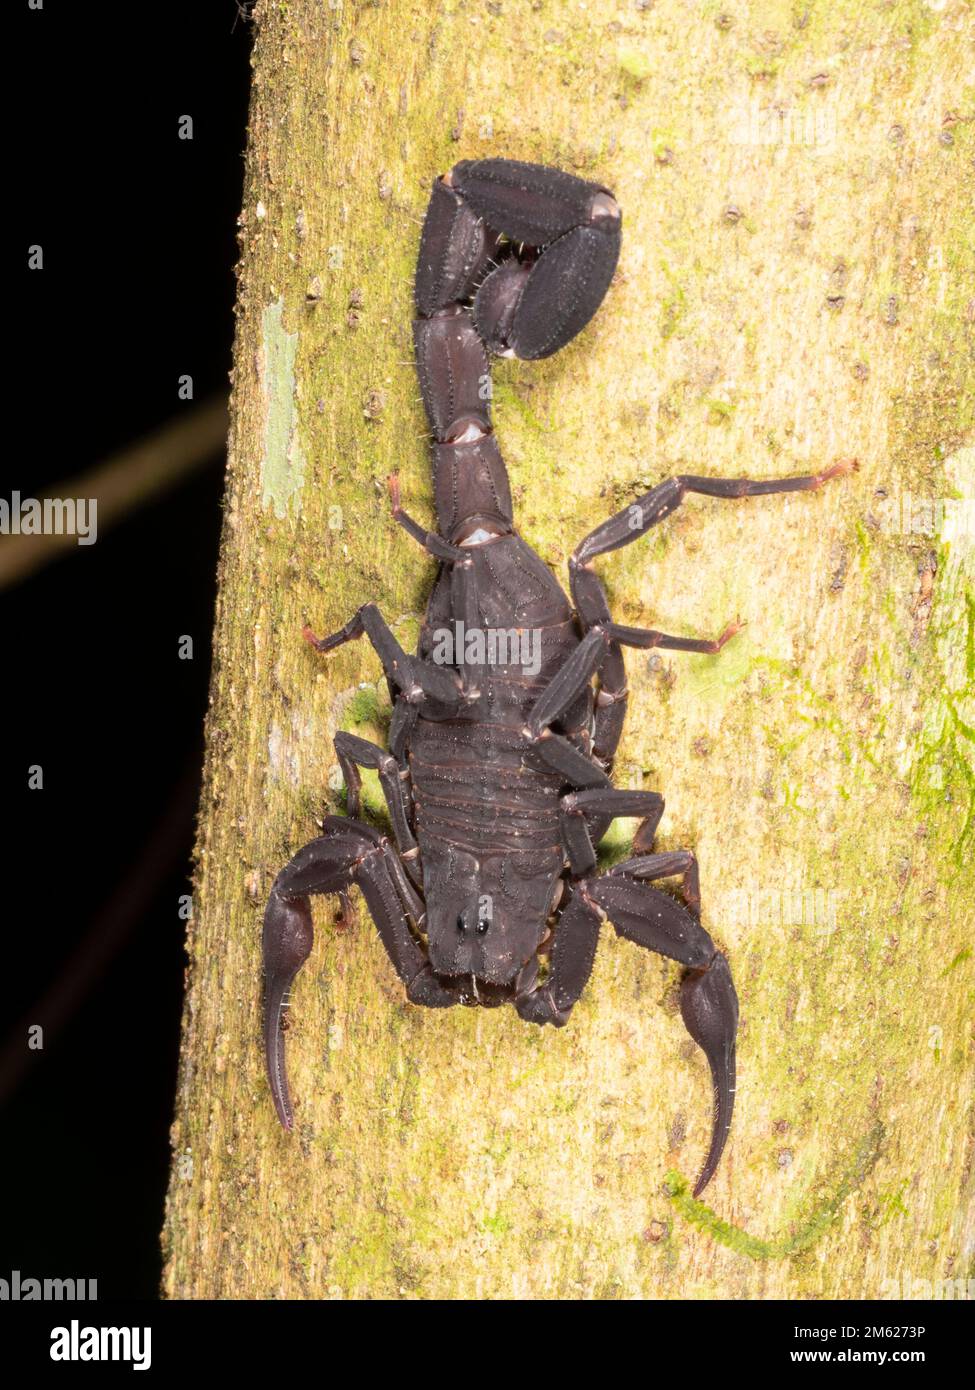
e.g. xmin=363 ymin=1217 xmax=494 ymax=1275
xmin=263 ymin=890 xmax=314 ymax=1133
xmin=680 ymin=951 xmax=739 ymax=1199
xmin=265 ymin=1017 xmax=296 ymax=1132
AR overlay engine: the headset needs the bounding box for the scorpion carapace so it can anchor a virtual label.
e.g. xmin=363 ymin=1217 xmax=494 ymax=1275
xmin=263 ymin=158 xmax=854 ymax=1197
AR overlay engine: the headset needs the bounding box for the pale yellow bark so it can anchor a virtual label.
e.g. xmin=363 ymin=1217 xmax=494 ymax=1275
xmin=162 ymin=0 xmax=973 ymax=1299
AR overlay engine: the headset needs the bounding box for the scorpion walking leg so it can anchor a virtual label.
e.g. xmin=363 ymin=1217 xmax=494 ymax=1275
xmin=388 ymin=697 xmax=417 ymax=763
xmin=333 ymin=731 xmax=421 ymax=883
xmin=263 ymin=817 xmax=457 ymax=1130
xmin=387 ymin=474 xmax=468 ymax=563
xmin=531 ymin=728 xmax=613 ymax=791
xmin=526 ymin=618 xmax=740 ymax=781
xmin=526 ymin=622 xmax=740 ymax=744
xmin=573 ymin=460 xmax=858 ymax=570
xmin=569 ymin=460 xmax=856 ymax=764
xmin=509 ymin=635 xmax=616 ymax=790
xmin=559 ymin=787 xmax=665 ymax=877
xmin=608 ymin=849 xmax=702 ymax=915
xmin=304 ymin=601 xmax=466 ymax=710
xmin=587 ymin=872 xmax=738 ymax=1197
xmin=387 ymin=478 xmax=483 ymax=693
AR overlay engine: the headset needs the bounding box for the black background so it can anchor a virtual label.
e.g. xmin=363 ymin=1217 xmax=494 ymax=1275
xmin=5 ymin=3 xmax=251 ymax=1298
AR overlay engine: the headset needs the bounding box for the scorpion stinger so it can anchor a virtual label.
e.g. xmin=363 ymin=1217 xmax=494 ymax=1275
xmin=263 ymin=157 xmax=854 ymax=1199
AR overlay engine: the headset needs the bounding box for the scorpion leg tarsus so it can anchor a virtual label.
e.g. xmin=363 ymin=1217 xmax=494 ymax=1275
xmin=304 ymin=602 xmax=464 ymax=709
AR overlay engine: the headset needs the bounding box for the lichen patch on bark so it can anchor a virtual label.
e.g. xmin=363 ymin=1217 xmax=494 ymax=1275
xmin=259 ymin=297 xmax=307 ymax=518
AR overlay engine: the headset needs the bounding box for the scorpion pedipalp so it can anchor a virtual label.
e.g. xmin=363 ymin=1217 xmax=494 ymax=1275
xmin=680 ymin=952 xmax=739 ymax=1198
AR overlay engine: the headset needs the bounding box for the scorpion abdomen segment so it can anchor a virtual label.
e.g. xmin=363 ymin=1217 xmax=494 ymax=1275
xmin=432 ymin=434 xmax=513 ymax=544
xmin=414 ymin=177 xmax=499 ymax=317
xmin=449 ymin=158 xmax=618 ymax=249
xmin=413 ymin=157 xmax=624 ymax=542
xmin=413 ymin=308 xmax=491 ymax=443
xmin=466 ymin=534 xmax=573 ymax=628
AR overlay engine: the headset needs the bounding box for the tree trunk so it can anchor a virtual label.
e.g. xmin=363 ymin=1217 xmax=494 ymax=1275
xmin=162 ymin=0 xmax=973 ymax=1299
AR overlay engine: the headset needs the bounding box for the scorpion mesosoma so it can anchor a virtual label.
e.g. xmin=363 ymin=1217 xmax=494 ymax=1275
xmin=263 ymin=158 xmax=854 ymax=1196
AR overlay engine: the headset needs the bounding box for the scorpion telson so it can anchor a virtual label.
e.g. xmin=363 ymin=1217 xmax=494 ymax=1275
xmin=263 ymin=158 xmax=855 ymax=1197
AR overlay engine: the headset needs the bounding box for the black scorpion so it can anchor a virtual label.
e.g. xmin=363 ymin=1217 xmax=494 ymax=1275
xmin=262 ymin=158 xmax=853 ymax=1196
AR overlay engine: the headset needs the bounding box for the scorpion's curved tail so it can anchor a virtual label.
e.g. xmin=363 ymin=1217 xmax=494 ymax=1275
xmin=411 ymin=159 xmax=621 ymax=544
